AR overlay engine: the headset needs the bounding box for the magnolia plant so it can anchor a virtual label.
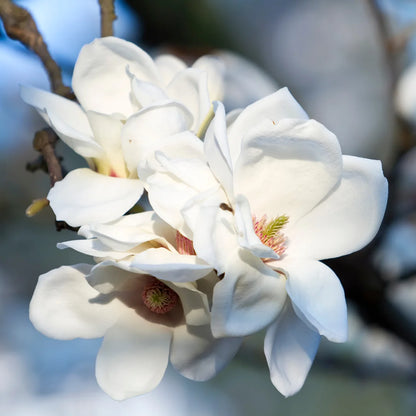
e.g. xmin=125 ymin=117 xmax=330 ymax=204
xmin=23 ymin=36 xmax=388 ymax=399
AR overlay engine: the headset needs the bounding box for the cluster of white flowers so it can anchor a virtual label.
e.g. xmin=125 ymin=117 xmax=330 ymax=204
xmin=23 ymin=37 xmax=388 ymax=400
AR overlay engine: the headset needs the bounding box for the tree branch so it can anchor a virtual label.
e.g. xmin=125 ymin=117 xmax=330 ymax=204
xmin=98 ymin=0 xmax=116 ymax=37
xmin=0 ymin=0 xmax=73 ymax=98
xmin=32 ymin=128 xmax=62 ymax=186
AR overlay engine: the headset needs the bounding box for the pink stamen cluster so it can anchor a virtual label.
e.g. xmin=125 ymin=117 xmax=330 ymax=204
xmin=176 ymin=231 xmax=196 ymax=255
xmin=253 ymin=215 xmax=288 ymax=257
xmin=142 ymin=278 xmax=179 ymax=314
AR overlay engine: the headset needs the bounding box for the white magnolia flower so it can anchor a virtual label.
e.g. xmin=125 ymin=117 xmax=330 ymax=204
xmin=138 ymin=88 xmax=388 ymax=396
xmin=20 ymin=36 xmax=224 ymax=226
xmin=29 ymin=262 xmax=241 ymax=400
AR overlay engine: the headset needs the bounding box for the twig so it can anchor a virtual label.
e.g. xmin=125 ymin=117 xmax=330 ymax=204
xmin=0 ymin=0 xmax=72 ymax=98
xmin=32 ymin=128 xmax=62 ymax=186
xmin=98 ymin=0 xmax=116 ymax=37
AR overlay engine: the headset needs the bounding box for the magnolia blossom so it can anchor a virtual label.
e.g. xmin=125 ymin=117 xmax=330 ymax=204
xmin=20 ymin=36 xmax=224 ymax=226
xmin=30 ymin=263 xmax=241 ymax=400
xmin=138 ymin=88 xmax=388 ymax=396
xmin=29 ymin=211 xmax=241 ymax=399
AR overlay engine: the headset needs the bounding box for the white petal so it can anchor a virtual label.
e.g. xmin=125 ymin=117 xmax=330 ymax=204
xmin=48 ymin=169 xmax=144 ymax=227
xmin=204 ymin=101 xmax=233 ymax=195
xmin=171 ymin=324 xmax=242 ymax=381
xmin=287 ymin=155 xmax=388 ymax=259
xmin=166 ymin=281 xmax=211 ymax=327
xmin=121 ymin=102 xmax=193 ymax=173
xmin=96 ymin=310 xmax=172 ymax=400
xmin=20 ymin=85 xmax=102 ymax=159
xmin=265 ymin=301 xmax=320 ymax=397
xmin=279 ymin=258 xmax=348 ymax=342
xmin=182 ymin=188 xmax=236 ymax=272
xmin=211 ymin=249 xmax=287 ymax=337
xmin=233 ymin=118 xmax=342 ymax=222
xmin=228 ymin=87 xmax=309 ymax=163
xmin=20 ymin=85 xmax=92 ymax=136
xmin=130 ymin=247 xmax=213 ymax=282
xmin=57 ymin=239 xmax=130 ymax=260
xmin=73 ymin=37 xmax=159 ymax=116
xmin=140 ymin=132 xmax=219 ymax=236
xmin=79 ymin=211 xmax=176 ymax=252
xmin=29 ymin=265 xmax=125 ymax=340
xmin=166 ymin=68 xmax=210 ymax=131
xmin=192 ymin=55 xmax=225 ymax=102
xmin=154 ymin=54 xmax=187 ymax=85
xmin=131 ymin=78 xmax=169 ymax=107
xmin=87 ymin=263 xmax=137 ymax=294
xmin=86 ymin=111 xmax=126 ymax=176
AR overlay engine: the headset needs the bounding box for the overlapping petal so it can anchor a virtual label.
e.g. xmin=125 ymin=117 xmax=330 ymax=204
xmin=211 ymin=249 xmax=287 ymax=337
xmin=79 ymin=211 xmax=176 ymax=252
xmin=96 ymin=310 xmax=172 ymax=400
xmin=29 ymin=265 xmax=124 ymax=340
xmin=130 ymin=247 xmax=213 ymax=282
xmin=286 ymin=156 xmax=388 ymax=260
xmin=278 ymin=258 xmax=348 ymax=342
xmin=121 ymin=102 xmax=193 ymax=174
xmin=48 ymin=169 xmax=144 ymax=227
xmin=264 ymin=301 xmax=320 ymax=397
xmin=227 ymin=88 xmax=309 ymax=163
xmin=233 ymin=118 xmax=343 ymax=221
xmin=73 ymin=37 xmax=160 ymax=116
xmin=171 ymin=324 xmax=242 ymax=381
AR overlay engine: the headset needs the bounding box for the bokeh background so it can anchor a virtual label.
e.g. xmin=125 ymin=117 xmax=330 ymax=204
xmin=1 ymin=0 xmax=416 ymax=414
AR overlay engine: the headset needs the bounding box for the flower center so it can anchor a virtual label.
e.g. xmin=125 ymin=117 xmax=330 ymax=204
xmin=142 ymin=278 xmax=179 ymax=314
xmin=253 ymin=214 xmax=289 ymax=257
xmin=176 ymin=231 xmax=196 ymax=255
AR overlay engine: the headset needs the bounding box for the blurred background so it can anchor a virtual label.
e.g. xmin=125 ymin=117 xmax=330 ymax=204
xmin=1 ymin=0 xmax=416 ymax=414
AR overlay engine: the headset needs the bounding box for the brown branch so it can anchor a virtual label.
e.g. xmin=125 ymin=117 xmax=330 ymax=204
xmin=32 ymin=128 xmax=62 ymax=186
xmin=0 ymin=0 xmax=72 ymax=98
xmin=98 ymin=0 xmax=117 ymax=37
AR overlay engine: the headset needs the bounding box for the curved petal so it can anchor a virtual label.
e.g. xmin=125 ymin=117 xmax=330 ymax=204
xmin=130 ymin=78 xmax=169 ymax=108
xmin=265 ymin=301 xmax=320 ymax=397
xmin=279 ymin=258 xmax=348 ymax=342
xmin=165 ymin=281 xmax=211 ymax=327
xmin=166 ymin=68 xmax=210 ymax=131
xmin=96 ymin=310 xmax=172 ymax=400
xmin=121 ymin=102 xmax=193 ymax=174
xmin=287 ymin=155 xmax=388 ymax=260
xmin=228 ymin=88 xmax=309 ymax=163
xmin=20 ymin=85 xmax=92 ymax=136
xmin=130 ymin=247 xmax=213 ymax=282
xmin=233 ymin=118 xmax=342 ymax=222
xmin=73 ymin=37 xmax=159 ymax=116
xmin=139 ymin=132 xmax=219 ymax=237
xmin=171 ymin=324 xmax=242 ymax=381
xmin=48 ymin=169 xmax=144 ymax=227
xmin=211 ymin=249 xmax=287 ymax=337
xmin=192 ymin=55 xmax=225 ymax=102
xmin=87 ymin=263 xmax=138 ymax=294
xmin=29 ymin=265 xmax=125 ymax=340
xmin=20 ymin=85 xmax=103 ymax=159
xmin=57 ymin=238 xmax=130 ymax=260
xmin=79 ymin=211 xmax=176 ymax=252
xmin=154 ymin=54 xmax=187 ymax=85
xmin=204 ymin=101 xmax=233 ymax=195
